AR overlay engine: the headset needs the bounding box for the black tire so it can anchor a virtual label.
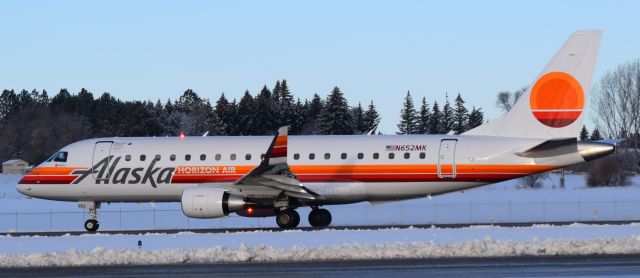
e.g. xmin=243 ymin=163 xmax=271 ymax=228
xmin=276 ymin=209 xmax=300 ymax=229
xmin=308 ymin=208 xmax=332 ymax=228
xmin=84 ymin=219 xmax=99 ymax=232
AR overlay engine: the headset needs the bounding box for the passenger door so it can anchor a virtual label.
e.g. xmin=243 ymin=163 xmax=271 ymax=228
xmin=438 ymin=139 xmax=457 ymax=178
xmin=92 ymin=141 xmax=113 ymax=181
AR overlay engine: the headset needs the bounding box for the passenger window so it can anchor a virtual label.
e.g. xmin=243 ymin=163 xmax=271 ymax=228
xmin=154 ymin=154 xmax=161 ymax=161
xmin=140 ymin=155 xmax=146 ymax=161
xmin=324 ymin=153 xmax=331 ymax=160
xmin=373 ymin=153 xmax=379 ymax=159
xmin=245 ymin=154 xmax=251 ymax=160
xmin=215 ymin=154 xmax=221 ymax=161
xmin=357 ymin=153 xmax=364 ymax=159
xmin=419 ymin=152 xmax=426 ymax=159
xmin=388 ymin=153 xmax=395 ymax=159
xmin=341 ymin=153 xmax=347 ymax=159
xmin=185 ymin=154 xmax=191 ymax=161
xmin=53 ymin=152 xmax=68 ymax=162
xmin=125 ymin=155 xmax=131 ymax=161
xmin=404 ymin=153 xmax=410 ymax=159
xmin=170 ymin=154 xmax=176 ymax=161
xmin=200 ymin=154 xmax=206 ymax=161
xmin=230 ymin=154 xmax=236 ymax=160
xmin=294 ymin=153 xmax=300 ymax=160
xmin=309 ymin=153 xmax=315 ymax=160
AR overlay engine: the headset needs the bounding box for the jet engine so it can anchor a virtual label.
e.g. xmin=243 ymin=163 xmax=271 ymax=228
xmin=181 ymin=187 xmax=245 ymax=218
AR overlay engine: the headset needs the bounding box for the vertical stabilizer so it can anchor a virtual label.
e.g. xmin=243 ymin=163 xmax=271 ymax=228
xmin=465 ymin=30 xmax=602 ymax=138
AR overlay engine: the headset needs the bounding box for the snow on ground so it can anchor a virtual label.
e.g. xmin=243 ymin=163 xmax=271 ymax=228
xmin=1 ymin=173 xmax=640 ymax=231
xmin=1 ymin=224 xmax=640 ymax=267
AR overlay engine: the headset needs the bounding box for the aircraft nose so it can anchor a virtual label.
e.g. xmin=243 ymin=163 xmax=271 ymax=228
xmin=16 ymin=180 xmax=32 ymax=196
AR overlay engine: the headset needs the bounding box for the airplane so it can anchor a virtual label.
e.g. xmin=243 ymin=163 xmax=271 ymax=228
xmin=17 ymin=30 xmax=613 ymax=232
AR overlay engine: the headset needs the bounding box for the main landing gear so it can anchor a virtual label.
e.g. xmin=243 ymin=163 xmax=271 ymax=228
xmin=79 ymin=201 xmax=100 ymax=232
xmin=308 ymin=208 xmax=332 ymax=228
xmin=275 ymin=207 xmax=332 ymax=229
xmin=276 ymin=209 xmax=300 ymax=229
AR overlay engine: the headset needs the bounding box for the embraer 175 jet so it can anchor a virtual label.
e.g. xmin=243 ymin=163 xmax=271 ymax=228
xmin=17 ymin=30 xmax=613 ymax=232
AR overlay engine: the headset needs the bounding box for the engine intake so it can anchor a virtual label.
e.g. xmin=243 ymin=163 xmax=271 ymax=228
xmin=181 ymin=187 xmax=245 ymax=218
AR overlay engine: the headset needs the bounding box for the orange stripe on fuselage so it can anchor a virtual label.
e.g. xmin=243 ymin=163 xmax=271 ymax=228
xmin=28 ymin=167 xmax=79 ymax=175
xmin=288 ymin=164 xmax=555 ymax=174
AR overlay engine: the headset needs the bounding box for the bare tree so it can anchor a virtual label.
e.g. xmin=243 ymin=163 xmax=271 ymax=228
xmin=520 ymin=171 xmax=549 ymax=188
xmin=592 ymin=59 xmax=640 ymax=149
xmin=495 ymin=86 xmax=527 ymax=113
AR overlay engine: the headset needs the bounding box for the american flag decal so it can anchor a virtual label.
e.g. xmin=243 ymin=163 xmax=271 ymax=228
xmin=386 ymin=145 xmax=395 ymax=151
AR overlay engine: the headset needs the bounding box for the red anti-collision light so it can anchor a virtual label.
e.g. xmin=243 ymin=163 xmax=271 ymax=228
xmin=179 ymin=132 xmax=186 ymax=139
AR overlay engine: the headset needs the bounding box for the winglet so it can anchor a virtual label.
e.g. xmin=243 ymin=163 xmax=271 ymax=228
xmin=265 ymin=126 xmax=288 ymax=165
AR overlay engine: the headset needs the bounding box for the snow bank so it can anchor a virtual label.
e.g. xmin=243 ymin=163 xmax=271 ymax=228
xmin=2 ymin=224 xmax=640 ymax=267
xmin=1 ymin=236 xmax=640 ymax=267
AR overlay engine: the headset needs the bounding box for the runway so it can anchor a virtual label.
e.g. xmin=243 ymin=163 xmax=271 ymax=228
xmin=2 ymin=220 xmax=636 ymax=237
xmin=6 ymin=255 xmax=640 ymax=277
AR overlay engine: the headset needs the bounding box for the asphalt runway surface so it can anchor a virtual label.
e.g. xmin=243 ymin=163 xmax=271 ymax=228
xmin=5 ymin=255 xmax=640 ymax=277
xmin=1 ymin=220 xmax=636 ymax=237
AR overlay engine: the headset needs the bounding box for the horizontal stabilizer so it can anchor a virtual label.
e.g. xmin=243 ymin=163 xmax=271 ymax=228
xmin=516 ymin=137 xmax=577 ymax=158
xmin=596 ymin=138 xmax=625 ymax=145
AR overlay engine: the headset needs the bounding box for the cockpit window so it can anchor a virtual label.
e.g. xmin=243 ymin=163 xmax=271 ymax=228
xmin=53 ymin=151 xmax=68 ymax=162
xmin=45 ymin=152 xmax=58 ymax=162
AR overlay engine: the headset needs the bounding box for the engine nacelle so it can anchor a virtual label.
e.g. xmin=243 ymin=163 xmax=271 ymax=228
xmin=181 ymin=187 xmax=245 ymax=219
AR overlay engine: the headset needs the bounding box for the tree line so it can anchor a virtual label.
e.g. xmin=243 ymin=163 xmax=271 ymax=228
xmin=0 ymin=80 xmax=381 ymax=164
xmin=397 ymin=91 xmax=484 ymax=135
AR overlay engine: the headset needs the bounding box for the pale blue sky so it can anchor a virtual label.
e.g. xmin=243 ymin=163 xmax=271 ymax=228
xmin=1 ymin=1 xmax=638 ymax=133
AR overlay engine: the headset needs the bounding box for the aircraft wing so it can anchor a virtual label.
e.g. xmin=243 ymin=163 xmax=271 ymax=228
xmin=232 ymin=126 xmax=320 ymax=200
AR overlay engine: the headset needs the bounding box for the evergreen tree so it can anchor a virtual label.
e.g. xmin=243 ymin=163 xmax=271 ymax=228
xmin=289 ymin=98 xmax=306 ymax=135
xmin=204 ymin=99 xmax=225 ymax=135
xmin=176 ymin=89 xmax=202 ymax=113
xmin=363 ymin=101 xmax=381 ymax=134
xmin=590 ymin=128 xmax=603 ymax=141
xmin=277 ymin=79 xmax=294 ymax=127
xmin=214 ymin=93 xmax=237 ymax=135
xmin=253 ymin=85 xmax=276 ymax=134
xmin=302 ymin=93 xmax=323 ymax=134
xmin=453 ymin=93 xmax=468 ymax=134
xmin=466 ymin=106 xmax=484 ymax=130
xmin=441 ymin=94 xmax=454 ymax=133
xmin=317 ymin=87 xmax=353 ymax=135
xmin=428 ymin=101 xmax=441 ymax=134
xmin=237 ymin=90 xmax=255 ymax=135
xmin=0 ymin=89 xmax=18 ymax=125
xmin=579 ymin=125 xmax=590 ymax=141
xmin=352 ymin=102 xmax=366 ymax=134
xmin=416 ymin=97 xmax=430 ymax=134
xmin=397 ymin=91 xmax=418 ymax=134
xmin=76 ymin=88 xmax=94 ymax=117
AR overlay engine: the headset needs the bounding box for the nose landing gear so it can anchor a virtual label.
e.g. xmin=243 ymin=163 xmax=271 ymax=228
xmin=79 ymin=201 xmax=100 ymax=232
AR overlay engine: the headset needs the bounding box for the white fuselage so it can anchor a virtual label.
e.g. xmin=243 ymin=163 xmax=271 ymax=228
xmin=17 ymin=134 xmax=585 ymax=205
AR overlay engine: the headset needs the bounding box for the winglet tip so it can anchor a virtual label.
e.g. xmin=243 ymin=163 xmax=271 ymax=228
xmin=278 ymin=126 xmax=289 ymax=136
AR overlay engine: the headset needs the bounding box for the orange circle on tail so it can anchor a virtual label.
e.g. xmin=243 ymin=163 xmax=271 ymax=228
xmin=529 ymin=72 xmax=584 ymax=128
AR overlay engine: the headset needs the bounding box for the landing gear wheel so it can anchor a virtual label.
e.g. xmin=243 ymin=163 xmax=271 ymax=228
xmin=84 ymin=219 xmax=99 ymax=232
xmin=308 ymin=208 xmax=332 ymax=228
xmin=276 ymin=209 xmax=300 ymax=229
